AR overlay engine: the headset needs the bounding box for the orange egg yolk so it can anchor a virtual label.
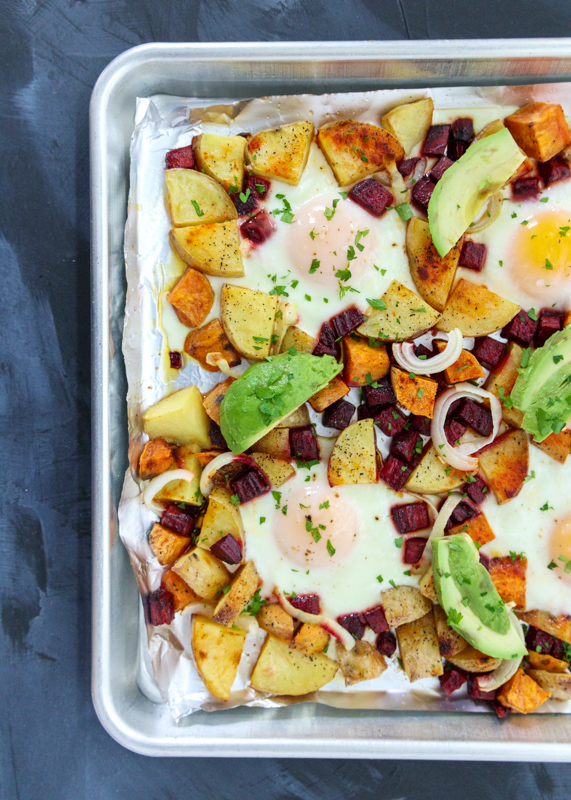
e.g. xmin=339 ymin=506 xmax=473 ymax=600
xmin=549 ymin=511 xmax=571 ymax=583
xmin=510 ymin=211 xmax=571 ymax=298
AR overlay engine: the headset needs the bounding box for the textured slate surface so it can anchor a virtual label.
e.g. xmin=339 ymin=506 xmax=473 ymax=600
xmin=2 ymin=0 xmax=571 ymax=797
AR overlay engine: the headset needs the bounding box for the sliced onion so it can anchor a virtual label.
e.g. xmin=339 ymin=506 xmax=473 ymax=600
xmin=431 ymin=383 xmax=502 ymax=471
xmin=393 ymin=329 xmax=463 ymax=375
xmin=406 ymin=157 xmax=427 ymax=188
xmin=205 ymin=353 xmax=242 ymax=378
xmin=412 ymin=493 xmax=463 ymax=575
xmin=383 ymin=154 xmax=408 ymax=198
xmin=275 ymin=588 xmax=356 ymax=651
xmin=143 ymin=469 xmax=195 ymax=516
xmin=199 ymin=452 xmax=254 ymax=498
xmin=468 ymin=191 xmax=503 ymax=233
xmin=372 ymin=169 xmax=391 ymax=187
xmin=477 ymin=608 xmax=526 ymax=692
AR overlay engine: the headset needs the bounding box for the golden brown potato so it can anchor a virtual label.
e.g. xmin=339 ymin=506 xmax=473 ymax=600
xmin=143 ymin=386 xmax=211 ymax=448
xmin=247 ymin=121 xmax=314 ymax=185
xmin=220 ymin=284 xmax=278 ymax=360
xmin=155 ymin=451 xmax=203 ymax=506
xmin=406 ymin=218 xmax=461 ymax=312
xmin=381 ymin=585 xmax=432 ymax=629
xmin=488 ymin=555 xmax=527 ymax=609
xmin=435 ymin=343 xmax=484 ymax=385
xmin=496 ymin=668 xmax=550 ymax=713
xmin=212 ymin=561 xmax=262 ymax=627
xmin=526 ymin=669 xmax=571 ymax=700
xmin=170 ymin=221 xmax=244 ymax=278
xmin=291 ymin=623 xmax=330 ymax=656
xmin=317 ymin=120 xmax=404 ymax=186
xmin=504 ymin=102 xmax=571 ymax=162
xmin=381 ymin=97 xmax=434 ymax=154
xmin=437 ymin=278 xmax=520 ymax=337
xmin=191 ymin=615 xmax=246 ymax=701
xmin=276 ymin=405 xmax=311 ymax=429
xmin=256 ymin=604 xmax=294 ymax=642
xmin=357 ymin=280 xmax=440 ymax=342
xmin=202 ymin=377 xmax=236 ymax=425
xmin=184 ymin=319 xmax=241 ymax=373
xmin=248 ymin=427 xmax=291 ymax=459
xmin=139 ymin=438 xmax=174 ymax=480
xmin=516 ymin=610 xmax=571 ymax=645
xmin=270 ymin=300 xmax=298 ymax=355
xmin=396 ymin=610 xmax=443 ymax=682
xmin=446 ymin=645 xmax=502 ymax=673
xmin=192 ymin=132 xmax=247 ymax=192
xmin=199 ymin=485 xmax=244 ymax=551
xmin=149 ymin=523 xmax=192 ymax=566
xmin=419 ymin=570 xmax=438 ymax=603
xmin=280 ymin=326 xmax=316 ymax=354
xmin=526 ymin=650 xmax=569 ymax=673
xmin=328 ymin=418 xmax=379 ymax=486
xmin=391 ymin=367 xmax=438 ymax=418
xmin=478 ymin=428 xmax=529 ymax=505
xmin=336 ymin=640 xmax=387 ymax=686
xmin=165 ymin=168 xmax=237 ymax=227
xmin=161 ymin=569 xmax=201 ymax=613
xmin=532 ymin=429 xmax=571 ymax=464
xmin=343 ymin=336 xmax=390 ymax=387
xmin=405 ymin=445 xmax=467 ymax=494
xmin=308 ymin=375 xmax=350 ymax=412
xmin=484 ymin=341 xmax=524 ymax=428
xmin=250 ymin=634 xmax=338 ymax=695
xmin=433 ymin=605 xmax=468 ymax=658
xmin=448 ymin=512 xmax=495 ymax=547
xmin=173 ymin=547 xmax=230 ymax=600
xmin=249 ymin=452 xmax=296 ymax=487
xmin=167 ymin=267 xmax=214 ymax=329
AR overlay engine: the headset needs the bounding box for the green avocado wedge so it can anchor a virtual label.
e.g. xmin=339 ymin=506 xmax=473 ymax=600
xmin=428 ymin=128 xmax=526 ymax=257
xmin=219 ymin=350 xmax=342 ymax=454
xmin=432 ymin=534 xmax=526 ymax=660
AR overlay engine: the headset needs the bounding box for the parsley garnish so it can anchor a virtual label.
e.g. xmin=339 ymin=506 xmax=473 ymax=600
xmin=191 ymin=200 xmax=204 ymax=217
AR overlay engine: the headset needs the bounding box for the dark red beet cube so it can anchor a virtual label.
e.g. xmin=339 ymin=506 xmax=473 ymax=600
xmin=445 ymin=419 xmax=468 ymax=445
xmin=169 ymin=351 xmax=183 ymax=369
xmin=501 ymin=309 xmax=537 ymax=347
xmin=439 ymin=667 xmax=467 ymax=696
xmin=536 ymin=309 xmax=564 ymax=347
xmin=165 ymin=145 xmax=195 ymax=170
xmin=363 ymin=605 xmax=389 ymax=634
xmin=490 ymin=700 xmax=510 ymax=718
xmin=289 ymin=594 xmax=320 ymax=615
xmin=414 ymin=342 xmax=435 ymax=360
xmin=209 ymin=421 xmax=228 ymax=450
xmin=375 ymin=405 xmax=408 ymax=436
xmin=467 ymin=674 xmax=497 ymax=701
xmin=338 ymin=613 xmax=365 ymax=640
xmin=210 ymin=533 xmax=243 ymax=565
xmin=398 ymin=157 xmax=421 ymax=179
xmin=525 ymin=625 xmax=556 ymax=655
xmin=233 ymin=186 xmax=259 ymax=216
xmin=459 ymin=240 xmax=487 ymax=271
xmin=313 ymin=322 xmax=339 ymax=359
xmin=331 ymin=306 xmax=365 ymax=338
xmin=512 ymin=176 xmax=540 ymax=200
xmin=230 ymin=467 xmax=271 ymax=504
xmin=430 ymin=156 xmax=454 ymax=182
xmin=411 ymin=174 xmax=435 ymax=214
xmin=447 ymin=497 xmax=480 ymax=529
xmin=403 ymin=536 xmax=427 ymax=564
xmin=463 ymin=474 xmax=489 ymax=505
xmin=451 ymin=117 xmax=474 ymax=142
xmin=551 ymin=637 xmax=566 ymax=660
xmin=322 ymin=399 xmax=355 ymax=431
xmin=376 ymin=630 xmax=397 ymax=657
xmin=391 ymin=502 xmax=430 ymax=534
xmin=289 ymin=425 xmax=320 ymax=461
xmin=455 ymin=399 xmax=493 ymax=437
xmin=240 ymin=210 xmax=276 ymax=245
xmin=538 ymin=155 xmax=571 ymax=186
xmin=249 ymin=175 xmax=271 ymax=199
xmin=409 ymin=414 xmax=431 ymax=436
xmin=362 ymin=377 xmax=396 ymax=406
xmin=479 ymin=552 xmax=491 ymax=571
xmin=390 ymin=429 xmax=423 ymax=467
xmin=447 ymin=139 xmax=469 ymax=161
xmin=472 ymin=336 xmax=506 ymax=369
xmin=348 ymin=178 xmax=393 ymax=218
xmin=423 ymin=124 xmax=451 ymax=156
xmin=357 ymin=402 xmax=380 ymax=421
xmin=379 ymin=455 xmax=412 ymax=491
xmin=146 ymin=588 xmax=174 ymax=626
xmin=161 ymin=504 xmax=199 ymax=537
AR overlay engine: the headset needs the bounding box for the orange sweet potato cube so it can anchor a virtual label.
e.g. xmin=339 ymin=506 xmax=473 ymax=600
xmin=202 ymin=377 xmax=235 ymax=425
xmin=497 ymin=668 xmax=550 ymax=713
xmin=505 ymin=102 xmax=571 ymax=162
xmin=532 ymin=430 xmax=571 ymax=464
xmin=489 ymin=555 xmax=527 ymax=609
xmin=291 ymin=622 xmax=330 ymax=655
xmin=139 ymin=437 xmax=174 ymax=480
xmin=343 ymin=335 xmax=389 ymax=387
xmin=309 ymin=375 xmax=350 ymax=412
xmin=184 ymin=318 xmax=240 ymax=372
xmin=391 ymin=367 xmax=438 ymax=418
xmin=167 ymin=267 xmax=214 ymax=328
xmin=149 ymin=523 xmax=192 ymax=566
xmin=449 ymin=512 xmax=495 ymax=547
xmin=161 ymin=568 xmax=201 ymax=612
xmin=436 ymin=342 xmax=484 ymax=384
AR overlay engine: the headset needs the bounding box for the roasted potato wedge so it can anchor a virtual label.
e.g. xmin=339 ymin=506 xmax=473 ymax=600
xmin=202 ymin=377 xmax=236 ymax=425
xmin=256 ymin=604 xmax=294 ymax=642
xmin=436 ymin=278 xmax=519 ymax=336
xmin=308 ymin=375 xmax=350 ymax=412
xmin=248 ymin=427 xmax=291 ymax=459
xmin=497 ymin=668 xmax=550 ymax=713
xmin=317 ymin=120 xmax=404 ymax=186
xmin=478 ymin=428 xmax=529 ymax=505
xmin=391 ymin=367 xmax=438 ymax=418
xmin=291 ymin=623 xmax=330 ymax=656
xmin=516 ymin=610 xmax=571 ymax=645
xmin=357 ymin=280 xmax=440 ymax=342
xmin=220 ymin=284 xmax=278 ymax=360
xmin=249 ymin=452 xmax=296 ymax=487
xmin=139 ymin=437 xmax=174 ymax=480
xmin=484 ymin=341 xmax=524 ymax=428
xmin=446 ymin=645 xmax=502 ymax=673
xmin=505 ymin=102 xmax=571 ymax=162
xmin=280 ymin=325 xmax=316 ymax=354
xmin=405 ymin=445 xmax=466 ymax=494
xmin=419 ymin=570 xmax=438 ymax=603
xmin=250 ymin=634 xmax=338 ymax=695
xmin=527 ymin=669 xmax=571 ymax=700
xmin=336 ymin=640 xmax=387 ymax=686
xmin=192 ymin=132 xmax=247 ymax=192
xmin=276 ymin=404 xmax=311 ymax=429
xmin=396 ymin=610 xmax=443 ymax=682
xmin=247 ymin=121 xmax=314 ymax=185
xmin=489 ymin=555 xmax=527 ymax=609
xmin=162 ymin=569 xmax=201 ymax=613
xmin=212 ymin=561 xmax=262 ymax=627
xmin=433 ymin=605 xmax=468 ymax=658
xmin=149 ymin=523 xmax=192 ymax=566
xmin=328 ymin=418 xmax=379 ymax=486
xmin=406 ymin=217 xmax=461 ymax=312
xmin=173 ymin=546 xmax=230 ymax=600
xmin=184 ymin=319 xmax=241 ymax=373
xmin=448 ymin=512 xmax=495 ymax=547
xmin=381 ymin=585 xmax=432 ymax=628
xmin=191 ymin=615 xmax=246 ymax=701
xmin=170 ymin=221 xmax=244 ymax=278
xmin=165 ymin=168 xmax=237 ymax=227
xmin=343 ymin=335 xmax=390 ymax=387
xmin=199 ymin=485 xmax=244 ymax=550
xmin=270 ymin=300 xmax=298 ymax=356
xmin=143 ymin=386 xmax=211 ymax=448
xmin=532 ymin=429 xmax=571 ymax=464
xmin=166 ymin=267 xmax=214 ymax=329
xmin=381 ymin=97 xmax=434 ymax=154
xmin=526 ymin=650 xmax=569 ymax=673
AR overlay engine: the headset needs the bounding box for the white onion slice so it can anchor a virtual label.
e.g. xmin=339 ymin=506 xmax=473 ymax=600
xmin=468 ymin=191 xmax=503 ymax=233
xmin=477 ymin=608 xmax=526 ymax=692
xmin=143 ymin=469 xmax=195 ymax=516
xmin=276 ymin=588 xmax=356 ymax=651
xmin=431 ymin=383 xmax=502 ymax=471
xmin=405 ymin=156 xmax=427 ymax=188
xmin=412 ymin=493 xmax=464 ymax=575
xmin=205 ymin=353 xmax=242 ymax=378
xmin=392 ymin=329 xmax=463 ymax=375
xmin=199 ymin=452 xmax=255 ymax=498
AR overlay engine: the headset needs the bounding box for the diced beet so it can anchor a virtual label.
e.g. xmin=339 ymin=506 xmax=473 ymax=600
xmin=409 ymin=414 xmax=431 ymax=436
xmin=490 ymin=700 xmax=510 ymax=718
xmin=390 ymin=429 xmax=423 ymax=467
xmin=209 ymin=421 xmax=228 ymax=450
xmin=538 ymin=155 xmax=571 ymax=186
xmin=430 ymin=156 xmax=454 ymax=182
xmin=331 ymin=306 xmax=365 ymax=338
xmin=403 ymin=536 xmax=427 ymax=564
xmin=165 ymin=145 xmax=195 ymax=170
xmin=459 ymin=240 xmax=487 ymax=271
xmin=230 ymin=467 xmax=271 ymax=504
xmin=411 ymin=174 xmax=435 ymax=214
xmin=446 ymin=139 xmax=469 ymax=161
xmin=455 ymin=398 xmax=493 ymax=437
xmin=451 ymin=117 xmax=474 ymax=143
xmin=445 ymin=419 xmax=467 ymax=445
xmin=161 ymin=504 xmax=199 ymax=537
xmin=512 ymin=176 xmax=540 ymax=200
xmin=375 ymin=405 xmax=408 ymax=436
xmin=337 ymin=613 xmax=365 ymax=640
xmin=363 ymin=605 xmax=389 ymax=634
xmin=289 ymin=594 xmax=320 ymax=615
xmin=536 ymin=309 xmax=564 ymax=347
xmin=169 ymin=351 xmax=183 ymax=369
xmin=379 ymin=455 xmax=412 ymax=491
xmin=289 ymin=425 xmax=320 ymax=461
xmin=391 ymin=502 xmax=430 ymax=534
xmin=446 ymin=497 xmax=480 ymax=529
xmin=210 ymin=533 xmax=243 ymax=565
xmin=422 ymin=124 xmax=451 ymax=156
xmin=472 ymin=336 xmax=506 ymax=369
xmin=146 ymin=588 xmax=174 ymax=626
xmin=551 ymin=638 xmax=566 ymax=661
xmin=479 ymin=552 xmax=491 ymax=571
xmin=239 ymin=210 xmax=276 ymax=245
xmin=439 ymin=667 xmax=467 ymax=696
xmin=501 ymin=309 xmax=538 ymax=347
xmin=348 ymin=178 xmax=393 ymax=218
xmin=357 ymin=402 xmax=379 ymax=421
xmin=467 ymin=674 xmax=497 ymax=701
xmin=398 ymin=157 xmax=421 ymax=179
xmin=249 ymin=175 xmax=271 ymax=199
xmin=414 ymin=342 xmax=435 ymax=359
xmin=313 ymin=321 xmax=339 ymax=359
xmin=362 ymin=377 xmax=396 ymax=406
xmin=233 ymin=187 xmax=258 ymax=216
xmin=525 ymin=625 xmax=557 ymax=655
xmin=322 ymin=399 xmax=355 ymax=431
xmin=376 ymin=630 xmax=397 ymax=657
xmin=463 ymin=474 xmax=489 ymax=505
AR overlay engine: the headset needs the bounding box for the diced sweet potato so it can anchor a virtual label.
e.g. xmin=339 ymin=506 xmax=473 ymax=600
xmin=484 ymin=341 xmax=524 ymax=428
xmin=149 ymin=522 xmax=192 ymax=566
xmin=139 ymin=438 xmax=174 ymax=480
xmin=435 ymin=342 xmax=484 ymax=384
xmin=308 ymin=375 xmax=350 ymax=412
xmin=336 ymin=640 xmax=387 ymax=686
xmin=167 ymin=267 xmax=214 ymax=328
xmin=448 ymin=512 xmax=495 ymax=547
xmin=505 ymin=102 xmax=571 ymax=162
xmin=478 ymin=428 xmax=529 ymax=505
xmin=488 ymin=555 xmax=527 ymax=609
xmin=396 ymin=610 xmax=443 ymax=682
xmin=202 ymin=377 xmax=235 ymax=425
xmin=433 ymin=605 xmax=468 ymax=658
xmin=526 ymin=650 xmax=569 ymax=673
xmin=291 ymin=623 xmax=330 ymax=655
xmin=391 ymin=367 xmax=437 ymax=418
xmin=532 ymin=429 xmax=571 ymax=464
xmin=256 ymin=603 xmax=294 ymax=642
xmin=517 ymin=610 xmax=571 ymax=645
xmin=184 ymin=319 xmax=241 ymax=373
xmin=343 ymin=335 xmax=390 ymax=387
xmin=496 ymin=668 xmax=550 ymax=713
xmin=381 ymin=585 xmax=432 ymax=628
xmin=161 ymin=568 xmax=201 ymax=612
xmin=212 ymin=561 xmax=262 ymax=627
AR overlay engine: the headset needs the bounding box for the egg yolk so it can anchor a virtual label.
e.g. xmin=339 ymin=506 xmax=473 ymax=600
xmin=549 ymin=511 xmax=571 ymax=583
xmin=510 ymin=211 xmax=571 ymax=299
xmin=273 ymin=484 xmax=358 ymax=569
xmin=287 ymin=194 xmax=378 ymax=288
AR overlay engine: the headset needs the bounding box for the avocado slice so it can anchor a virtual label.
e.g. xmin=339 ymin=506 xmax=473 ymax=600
xmin=219 ymin=350 xmax=342 ymax=454
xmin=511 ymin=326 xmax=571 ymax=441
xmin=428 ymin=128 xmax=525 ymax=257
xmin=432 ymin=534 xmax=526 ymax=660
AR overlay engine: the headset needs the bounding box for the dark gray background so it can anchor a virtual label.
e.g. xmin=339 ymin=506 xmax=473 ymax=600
xmin=2 ymin=0 xmax=571 ymax=797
